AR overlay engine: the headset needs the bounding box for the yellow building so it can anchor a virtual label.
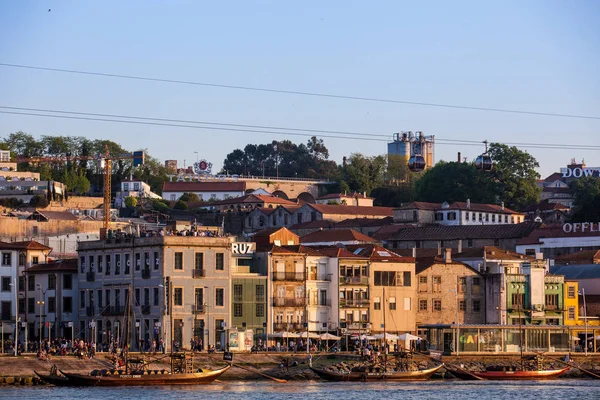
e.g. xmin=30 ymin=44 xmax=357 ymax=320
xmin=564 ymin=280 xmax=600 ymax=328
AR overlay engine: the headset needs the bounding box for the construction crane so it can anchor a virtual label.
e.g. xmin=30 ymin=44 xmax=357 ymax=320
xmin=15 ymin=146 xmax=144 ymax=230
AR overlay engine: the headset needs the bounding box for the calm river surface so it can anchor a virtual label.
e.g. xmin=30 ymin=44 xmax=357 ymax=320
xmin=1 ymin=380 xmax=600 ymax=400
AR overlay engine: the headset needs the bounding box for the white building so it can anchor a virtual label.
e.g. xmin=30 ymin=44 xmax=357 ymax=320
xmin=161 ymin=181 xmax=246 ymax=202
xmin=115 ymin=180 xmax=162 ymax=208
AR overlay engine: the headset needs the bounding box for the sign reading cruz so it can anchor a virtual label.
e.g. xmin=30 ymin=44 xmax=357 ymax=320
xmin=562 ymin=222 xmax=600 ymax=233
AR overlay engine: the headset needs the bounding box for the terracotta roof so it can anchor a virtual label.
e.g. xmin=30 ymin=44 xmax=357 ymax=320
xmin=213 ymin=194 xmax=296 ymax=206
xmin=445 ymin=202 xmax=519 ymax=215
xmin=336 ymin=217 xmax=393 ymax=228
xmin=27 ymin=210 xmax=78 ymax=221
xmin=300 ymin=229 xmax=379 ymax=244
xmin=371 ymin=224 xmax=419 ymax=241
xmin=162 ymin=181 xmax=246 ymax=192
xmin=394 ymin=248 xmax=458 ymax=258
xmin=390 ymin=222 xmax=540 ymax=241
xmin=415 ymin=256 xmax=482 ymax=275
xmin=26 ymin=259 xmax=77 ymax=273
xmin=317 ymin=192 xmax=373 ymax=200
xmin=0 ymin=240 xmax=52 ymax=251
xmin=252 ymin=227 xmax=294 ymax=238
xmin=521 ymin=201 xmax=570 ymax=213
xmin=306 ymin=204 xmax=393 ymax=217
xmin=289 ymin=220 xmax=337 ymax=230
xmin=454 ymin=246 xmax=533 ymax=261
xmin=543 ymin=172 xmax=564 ymax=182
xmin=395 ymin=202 xmax=440 ymax=211
xmin=312 ymin=246 xmax=370 ymax=259
xmin=554 ymin=250 xmax=600 ymax=265
xmin=346 ymin=244 xmax=414 ymax=262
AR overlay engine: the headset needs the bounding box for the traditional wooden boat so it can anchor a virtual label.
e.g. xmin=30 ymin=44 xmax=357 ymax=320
xmin=468 ymin=366 xmax=569 ymax=381
xmin=310 ymin=364 xmax=444 ymax=381
xmin=34 ymin=370 xmax=72 ymax=386
xmin=444 ymin=366 xmax=483 ymax=381
xmin=58 ymin=364 xmax=230 ymax=387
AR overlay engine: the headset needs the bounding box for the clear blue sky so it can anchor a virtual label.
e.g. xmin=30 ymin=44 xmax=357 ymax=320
xmin=1 ymin=0 xmax=598 ymax=177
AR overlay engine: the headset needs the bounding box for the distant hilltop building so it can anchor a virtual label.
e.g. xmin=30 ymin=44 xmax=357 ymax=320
xmin=164 ymin=159 xmax=178 ymax=174
xmin=387 ymin=131 xmax=435 ymax=170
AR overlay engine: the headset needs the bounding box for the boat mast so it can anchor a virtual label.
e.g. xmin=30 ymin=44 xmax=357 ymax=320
xmin=518 ymin=283 xmax=524 ymax=370
xmin=383 ymin=287 xmax=387 ymax=372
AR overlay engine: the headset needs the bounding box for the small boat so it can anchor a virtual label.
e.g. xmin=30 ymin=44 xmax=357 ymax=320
xmin=310 ymin=364 xmax=444 ymax=381
xmin=469 ymin=366 xmax=569 ymax=381
xmin=34 ymin=369 xmax=72 ymax=386
xmin=444 ymin=366 xmax=483 ymax=381
xmin=58 ymin=364 xmax=230 ymax=387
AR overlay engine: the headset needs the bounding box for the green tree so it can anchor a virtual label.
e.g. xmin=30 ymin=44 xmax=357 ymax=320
xmin=340 ymin=153 xmax=386 ymax=195
xmin=152 ymin=199 xmax=169 ymax=212
xmin=486 ymin=143 xmax=540 ymax=210
xmin=414 ymin=161 xmax=498 ymax=204
xmin=179 ymin=192 xmax=200 ymax=202
xmin=125 ymin=196 xmax=138 ymax=208
xmin=29 ymin=195 xmax=49 ymax=208
xmin=174 ymin=200 xmax=188 ymax=210
xmin=570 ymin=176 xmax=600 ymax=222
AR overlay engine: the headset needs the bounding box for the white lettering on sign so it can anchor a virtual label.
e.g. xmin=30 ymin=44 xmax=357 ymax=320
xmin=167 ymin=174 xmax=240 ymax=182
xmin=232 ymin=242 xmax=256 ymax=255
xmin=562 ymin=222 xmax=600 ymax=234
xmin=561 ymin=167 xmax=600 ymax=178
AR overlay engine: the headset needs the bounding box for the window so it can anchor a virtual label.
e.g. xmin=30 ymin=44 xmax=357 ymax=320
xmin=195 ymin=253 xmax=204 ymax=270
xmin=215 ymin=288 xmax=224 ymax=307
xmin=472 ymin=300 xmax=481 ymax=312
xmin=465 ymin=212 xmax=470 ymax=221
xmin=568 ymin=306 xmax=575 ymax=320
xmin=418 ymin=276 xmax=428 ymax=292
xmin=433 ymin=299 xmax=442 ymax=311
xmin=447 ymin=212 xmax=456 ymax=221
xmin=48 ymin=274 xmax=56 ymax=290
xmin=458 ymin=277 xmax=466 ymax=293
xmin=419 ymin=300 xmax=427 ymax=311
xmin=234 ymin=303 xmax=243 ymax=317
xmin=374 ymin=297 xmax=381 ymax=310
xmin=435 ymin=212 xmax=444 ymax=221
xmin=545 ymin=294 xmax=559 ymax=307
xmin=63 ymin=297 xmax=73 ymax=313
xmin=144 ymin=252 xmax=150 ymax=270
xmin=27 ymin=297 xmax=35 ymax=313
xmin=154 ymin=288 xmax=159 ymax=306
xmin=567 ymin=286 xmax=575 ymax=298
xmin=18 ymin=276 xmax=25 ymax=291
xmin=144 ymin=288 xmax=150 ymax=306
xmin=125 ymin=254 xmax=131 ymax=274
xmin=472 ymin=277 xmax=481 ymax=294
xmin=32 ymin=256 xmax=39 ymax=265
xmin=256 ymin=303 xmax=264 ymax=317
xmin=97 ymin=290 xmax=102 ymax=308
xmin=63 ymin=274 xmax=72 ymax=290
xmin=28 ymin=275 xmax=35 ymax=291
xmin=389 ymin=297 xmax=396 ymax=310
xmin=512 ymin=293 xmax=524 ymax=308
xmin=123 ymin=183 xmax=129 ymax=191
xmin=233 ymin=284 xmax=243 ymax=302
xmin=80 ymin=291 xmax=85 ymax=308
xmin=115 ymin=254 xmax=121 ymax=275
xmin=48 ymin=297 xmax=56 ymax=313
xmin=492 ymin=214 xmax=496 ymax=223
xmin=135 ymin=288 xmax=140 ymax=305
xmin=135 ymin=253 xmax=141 ymax=271
xmin=374 ymin=271 xmax=397 ymax=286
xmin=256 ymin=285 xmax=265 ymax=302
xmin=153 ymin=251 xmax=159 ymax=270
xmin=97 ymin=255 xmax=102 ymax=273
xmin=2 ymin=252 xmax=11 ymax=266
xmin=19 ymin=253 xmax=25 ymax=266
xmin=459 ymin=300 xmax=466 ymax=311
xmin=216 ymin=253 xmax=224 ymax=271
xmin=433 ymin=276 xmax=441 ymax=292
xmin=467 ymin=239 xmax=473 ymax=247
xmin=174 ymin=252 xmax=183 ymax=270
xmin=403 ymin=271 xmax=411 ymax=287
xmin=1 ymin=277 xmax=10 ymax=292
xmin=105 ymin=254 xmax=111 ymax=275
xmin=174 ymin=288 xmax=183 ymax=306
xmin=133 ymin=182 xmax=140 ymax=191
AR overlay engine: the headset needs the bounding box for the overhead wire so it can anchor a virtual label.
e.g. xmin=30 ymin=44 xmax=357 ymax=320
xmin=1 ymin=62 xmax=599 ymax=120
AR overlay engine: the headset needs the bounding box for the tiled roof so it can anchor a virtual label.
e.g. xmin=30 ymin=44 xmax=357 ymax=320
xmin=27 ymin=210 xmax=78 ymax=221
xmin=162 ymin=181 xmax=246 ymax=192
xmin=550 ymin=264 xmax=600 ymax=279
xmin=521 ymin=201 xmax=570 ymax=213
xmin=454 ymin=246 xmax=533 ymax=261
xmin=313 ymin=247 xmax=369 ymax=259
xmin=346 ymin=244 xmax=414 ymax=262
xmin=213 ymin=194 xmax=296 ymax=206
xmin=371 ymin=224 xmax=419 ymax=241
xmin=0 ymin=240 xmax=52 ymax=251
xmin=415 ymin=256 xmax=482 ymax=275
xmin=445 ymin=202 xmax=519 ymax=215
xmin=336 ymin=217 xmax=393 ymax=228
xmin=390 ymin=222 xmax=540 ymax=241
xmin=395 ymin=202 xmax=440 ymax=211
xmin=300 ymin=229 xmax=379 ymax=244
xmin=289 ymin=220 xmax=337 ymax=230
xmin=26 ymin=259 xmax=77 ymax=273
xmin=554 ymin=250 xmax=600 ymax=264
xmin=544 ymin=172 xmax=564 ymax=182
xmin=306 ymin=204 xmax=393 ymax=217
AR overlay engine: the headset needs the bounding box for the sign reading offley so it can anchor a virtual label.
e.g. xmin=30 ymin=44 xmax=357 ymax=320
xmin=562 ymin=222 xmax=600 ymax=233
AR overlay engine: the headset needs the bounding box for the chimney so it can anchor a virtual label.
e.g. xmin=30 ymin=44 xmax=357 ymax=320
xmin=343 ymin=156 xmax=347 ymax=167
xmin=458 ymin=152 xmax=462 ymax=163
xmin=466 ymin=199 xmax=471 ymax=209
xmin=444 ymin=248 xmax=452 ymax=263
xmin=363 ymin=191 xmax=366 ymax=198
xmin=458 ymin=239 xmax=462 ymax=254
xmin=412 ymin=247 xmax=417 ymax=258
xmin=501 ymin=201 xmax=505 ymax=210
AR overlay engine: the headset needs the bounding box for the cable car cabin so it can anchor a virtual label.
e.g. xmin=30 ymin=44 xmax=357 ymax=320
xmin=408 ymin=155 xmax=426 ymax=172
xmin=475 ymin=154 xmax=493 ymax=171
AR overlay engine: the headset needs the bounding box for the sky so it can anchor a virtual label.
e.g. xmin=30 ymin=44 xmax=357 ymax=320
xmin=0 ymin=0 xmax=599 ymax=178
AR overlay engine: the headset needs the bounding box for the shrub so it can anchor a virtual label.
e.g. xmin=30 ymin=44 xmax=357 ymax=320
xmin=125 ymin=196 xmax=138 ymax=208
xmin=152 ymin=199 xmax=169 ymax=212
xmin=29 ymin=195 xmax=49 ymax=208
xmin=174 ymin=200 xmax=188 ymax=210
xmin=179 ymin=192 xmax=199 ymax=202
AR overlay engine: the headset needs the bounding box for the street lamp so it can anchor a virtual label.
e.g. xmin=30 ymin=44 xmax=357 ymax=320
xmin=36 ymin=284 xmax=45 ymax=348
xmin=580 ymin=288 xmax=588 ymax=356
xmin=9 ymin=279 xmax=17 ymax=356
xmin=158 ymin=284 xmax=166 ymax=353
xmin=204 ymin=286 xmax=210 ymax=350
xmin=449 ymin=287 xmax=459 ymax=356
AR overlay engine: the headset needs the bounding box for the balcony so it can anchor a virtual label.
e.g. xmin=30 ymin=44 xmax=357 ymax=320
xmin=339 ymin=276 xmax=369 ymax=285
xmin=192 ymin=269 xmax=205 ymax=278
xmin=339 ymin=299 xmax=370 ymax=308
xmin=348 ymin=322 xmax=371 ymax=330
xmin=308 ymin=299 xmax=332 ymax=307
xmin=142 ymin=269 xmax=151 ymax=279
xmin=192 ymin=304 xmax=205 ymax=314
xmin=308 ymin=274 xmax=331 ymax=281
xmin=272 ymin=297 xmax=306 ymax=307
xmin=141 ymin=304 xmax=151 ymax=314
xmin=273 ymin=322 xmax=305 ymax=332
xmin=86 ymin=271 xmax=95 ymax=282
xmin=545 ymin=305 xmax=558 ymax=311
xmin=272 ymin=272 xmax=305 ymax=281
xmin=101 ymin=306 xmax=126 ymax=316
xmin=86 ymin=306 xmax=94 ymax=317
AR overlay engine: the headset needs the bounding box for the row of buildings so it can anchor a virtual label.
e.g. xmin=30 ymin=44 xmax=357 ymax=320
xmin=2 ymin=226 xmax=598 ymax=354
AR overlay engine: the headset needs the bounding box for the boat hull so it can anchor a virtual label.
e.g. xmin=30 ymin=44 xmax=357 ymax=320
xmin=444 ymin=367 xmax=482 ymax=381
xmin=59 ymin=365 xmax=230 ymax=386
xmin=470 ymin=367 xmax=569 ymax=381
xmin=34 ymin=371 xmax=72 ymax=386
xmin=311 ymin=364 xmax=444 ymax=381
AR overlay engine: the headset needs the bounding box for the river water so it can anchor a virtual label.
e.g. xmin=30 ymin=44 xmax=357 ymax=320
xmin=1 ymin=380 xmax=599 ymax=400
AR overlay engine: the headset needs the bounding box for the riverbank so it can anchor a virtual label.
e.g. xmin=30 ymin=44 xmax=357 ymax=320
xmin=1 ymin=352 xmax=599 ymax=384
